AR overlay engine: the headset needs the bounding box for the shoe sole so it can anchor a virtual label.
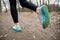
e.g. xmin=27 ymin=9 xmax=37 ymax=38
xmin=38 ymin=5 xmax=50 ymax=29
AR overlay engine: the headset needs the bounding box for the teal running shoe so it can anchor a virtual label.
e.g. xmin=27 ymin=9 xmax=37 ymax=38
xmin=38 ymin=5 xmax=50 ymax=29
xmin=12 ymin=26 xmax=22 ymax=32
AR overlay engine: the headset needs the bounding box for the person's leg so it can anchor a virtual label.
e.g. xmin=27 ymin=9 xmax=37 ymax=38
xmin=20 ymin=0 xmax=50 ymax=29
xmin=19 ymin=0 xmax=39 ymax=13
xmin=9 ymin=0 xmax=18 ymax=23
xmin=9 ymin=0 xmax=22 ymax=32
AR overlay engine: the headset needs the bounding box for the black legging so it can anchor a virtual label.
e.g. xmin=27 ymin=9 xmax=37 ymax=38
xmin=9 ymin=0 xmax=37 ymax=23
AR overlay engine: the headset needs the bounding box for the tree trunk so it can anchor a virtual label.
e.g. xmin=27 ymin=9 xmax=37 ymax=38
xmin=42 ymin=0 xmax=44 ymax=5
xmin=0 ymin=0 xmax=2 ymax=13
xmin=40 ymin=0 xmax=41 ymax=6
xmin=58 ymin=0 xmax=59 ymax=6
xmin=3 ymin=0 xmax=7 ymax=12
xmin=48 ymin=0 xmax=49 ymax=6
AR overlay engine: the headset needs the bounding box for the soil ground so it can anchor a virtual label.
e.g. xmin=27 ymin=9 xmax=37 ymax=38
xmin=0 ymin=11 xmax=60 ymax=40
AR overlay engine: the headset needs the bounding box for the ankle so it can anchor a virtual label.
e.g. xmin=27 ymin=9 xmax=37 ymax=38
xmin=14 ymin=23 xmax=20 ymax=27
xmin=36 ymin=7 xmax=40 ymax=14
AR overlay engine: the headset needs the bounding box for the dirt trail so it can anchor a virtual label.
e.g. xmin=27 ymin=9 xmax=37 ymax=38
xmin=0 ymin=12 xmax=60 ymax=40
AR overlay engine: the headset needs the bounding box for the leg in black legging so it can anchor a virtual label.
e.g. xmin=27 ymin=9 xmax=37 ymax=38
xmin=9 ymin=0 xmax=18 ymax=23
xmin=9 ymin=0 xmax=38 ymax=23
xmin=19 ymin=0 xmax=38 ymax=12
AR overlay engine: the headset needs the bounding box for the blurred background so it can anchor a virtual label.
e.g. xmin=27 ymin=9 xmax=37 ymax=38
xmin=0 ymin=0 xmax=60 ymax=12
xmin=0 ymin=0 xmax=60 ymax=40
